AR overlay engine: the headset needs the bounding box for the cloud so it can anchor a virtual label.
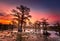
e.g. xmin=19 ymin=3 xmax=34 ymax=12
xmin=0 ymin=2 xmax=16 ymax=20
xmin=0 ymin=2 xmax=16 ymax=14
xmin=0 ymin=13 xmax=4 ymax=16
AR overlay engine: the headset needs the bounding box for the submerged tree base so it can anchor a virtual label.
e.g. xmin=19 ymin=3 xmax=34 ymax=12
xmin=16 ymin=32 xmax=22 ymax=41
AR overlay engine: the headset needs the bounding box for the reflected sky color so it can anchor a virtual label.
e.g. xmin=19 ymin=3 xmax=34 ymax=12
xmin=0 ymin=0 xmax=60 ymax=24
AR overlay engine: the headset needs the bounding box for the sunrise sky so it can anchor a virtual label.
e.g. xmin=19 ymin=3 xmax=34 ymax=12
xmin=0 ymin=0 xmax=60 ymax=24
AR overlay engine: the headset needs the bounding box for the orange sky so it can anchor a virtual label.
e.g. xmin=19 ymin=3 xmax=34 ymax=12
xmin=0 ymin=19 xmax=11 ymax=24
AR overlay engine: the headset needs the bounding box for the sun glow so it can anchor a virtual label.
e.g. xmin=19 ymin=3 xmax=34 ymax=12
xmin=0 ymin=19 xmax=12 ymax=24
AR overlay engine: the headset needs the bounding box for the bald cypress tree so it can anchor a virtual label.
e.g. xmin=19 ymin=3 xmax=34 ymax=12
xmin=54 ymin=22 xmax=60 ymax=36
xmin=34 ymin=21 xmax=41 ymax=32
xmin=11 ymin=5 xmax=31 ymax=41
xmin=41 ymin=18 xmax=50 ymax=41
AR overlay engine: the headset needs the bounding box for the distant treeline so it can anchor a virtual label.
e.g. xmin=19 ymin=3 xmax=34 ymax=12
xmin=0 ymin=23 xmax=16 ymax=31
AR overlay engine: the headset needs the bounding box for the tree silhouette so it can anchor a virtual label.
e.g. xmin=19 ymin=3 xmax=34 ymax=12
xmin=53 ymin=22 xmax=60 ymax=36
xmin=41 ymin=18 xmax=49 ymax=32
xmin=11 ymin=5 xmax=31 ymax=32
xmin=41 ymin=18 xmax=50 ymax=41
xmin=11 ymin=5 xmax=31 ymax=41
xmin=34 ymin=21 xmax=41 ymax=32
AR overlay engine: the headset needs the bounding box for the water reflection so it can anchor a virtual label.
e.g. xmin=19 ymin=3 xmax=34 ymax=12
xmin=0 ymin=30 xmax=60 ymax=41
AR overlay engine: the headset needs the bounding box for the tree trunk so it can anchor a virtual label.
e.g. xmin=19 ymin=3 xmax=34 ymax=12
xmin=16 ymin=32 xmax=22 ymax=41
xmin=59 ymin=32 xmax=60 ymax=36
